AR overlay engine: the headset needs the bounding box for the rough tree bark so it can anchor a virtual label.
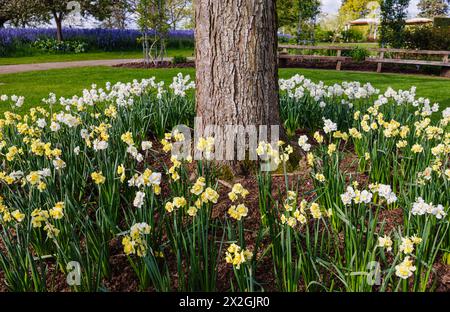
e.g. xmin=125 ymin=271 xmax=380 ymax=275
xmin=195 ymin=0 xmax=282 ymax=165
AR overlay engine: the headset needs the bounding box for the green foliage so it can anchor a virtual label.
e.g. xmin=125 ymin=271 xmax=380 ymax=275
xmin=297 ymin=0 xmax=321 ymax=44
xmin=172 ymin=55 xmax=187 ymax=64
xmin=276 ymin=0 xmax=322 ymax=41
xmin=341 ymin=28 xmax=365 ymax=43
xmin=418 ymin=0 xmax=449 ymax=17
xmin=349 ymin=46 xmax=371 ymax=61
xmin=380 ymin=0 xmax=410 ymax=48
xmin=32 ymin=39 xmax=88 ymax=54
xmin=315 ymin=27 xmax=335 ymax=43
xmin=339 ymin=0 xmax=381 ymax=21
xmin=434 ymin=16 xmax=450 ymax=27
xmin=404 ymin=25 xmax=450 ymax=50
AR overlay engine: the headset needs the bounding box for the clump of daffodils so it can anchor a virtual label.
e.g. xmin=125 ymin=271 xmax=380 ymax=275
xmin=256 ymin=141 xmax=280 ymax=166
xmin=322 ymin=118 xmax=337 ymax=134
xmin=225 ymin=243 xmax=253 ymax=269
xmin=411 ymin=197 xmax=447 ymax=219
xmin=122 ymin=222 xmax=151 ymax=257
xmin=127 ymin=168 xmax=162 ymax=195
xmin=278 ymin=141 xmax=294 ymax=163
xmin=121 ymin=131 xmax=150 ymax=163
xmin=196 ymin=136 xmax=215 ymax=160
xmin=298 ymin=135 xmax=311 ymax=152
xmin=399 ymin=235 xmax=422 ymax=255
xmin=161 ymin=130 xmax=187 ymax=154
xmin=341 ymin=183 xmax=398 ymax=206
xmin=368 ymin=183 xmax=398 ymax=205
xmin=227 ymin=183 xmax=250 ymax=221
xmin=228 ymin=204 xmax=248 ymax=221
xmin=228 ymin=183 xmax=249 ymax=202
xmin=25 ymin=169 xmax=51 ymax=192
xmin=340 ymin=185 xmax=372 ymax=205
xmin=30 ymin=202 xmax=64 ymax=238
xmin=165 ymin=196 xmax=187 ymax=213
xmin=280 ymin=192 xmax=330 ymax=228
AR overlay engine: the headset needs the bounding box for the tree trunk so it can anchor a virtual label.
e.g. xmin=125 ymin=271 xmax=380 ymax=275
xmin=195 ymin=0 xmax=281 ymax=165
xmin=55 ymin=15 xmax=63 ymax=42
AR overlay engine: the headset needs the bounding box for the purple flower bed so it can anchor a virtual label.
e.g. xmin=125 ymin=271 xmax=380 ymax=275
xmin=0 ymin=28 xmax=195 ymax=55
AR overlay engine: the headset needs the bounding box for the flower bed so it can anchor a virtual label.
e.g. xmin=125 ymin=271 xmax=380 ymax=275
xmin=0 ymin=74 xmax=448 ymax=291
xmin=0 ymin=28 xmax=195 ymax=56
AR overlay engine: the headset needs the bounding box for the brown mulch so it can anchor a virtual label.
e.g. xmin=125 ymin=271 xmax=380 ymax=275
xmin=114 ymin=61 xmax=195 ymax=69
xmin=281 ymin=58 xmax=444 ymax=77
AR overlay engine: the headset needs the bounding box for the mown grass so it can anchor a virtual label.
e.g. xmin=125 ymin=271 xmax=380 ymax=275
xmin=0 ymin=66 xmax=449 ymax=114
xmin=0 ymin=48 xmax=195 ymax=65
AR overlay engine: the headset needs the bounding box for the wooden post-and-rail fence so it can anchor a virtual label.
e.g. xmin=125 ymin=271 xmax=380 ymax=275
xmin=278 ymin=44 xmax=450 ymax=77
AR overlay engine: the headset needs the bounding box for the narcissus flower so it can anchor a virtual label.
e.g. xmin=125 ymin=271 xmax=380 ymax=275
xmin=11 ymin=210 xmax=25 ymax=222
xmin=395 ymin=256 xmax=416 ymax=279
xmin=50 ymin=202 xmax=64 ymax=219
xmin=122 ymin=222 xmax=151 ymax=257
xmin=228 ymin=183 xmax=249 ymax=202
xmin=133 ymin=191 xmax=145 ymax=208
xmin=377 ymin=235 xmax=393 ymax=251
xmin=225 ymin=243 xmax=253 ymax=269
xmin=121 ymin=132 xmax=134 ymax=146
xmin=187 ymin=206 xmax=198 ymax=217
xmin=314 ymin=173 xmax=325 ymax=183
xmin=91 ymin=171 xmax=106 ymax=185
xmin=411 ymin=144 xmax=423 ymax=153
xmin=228 ymin=204 xmax=248 ymax=221
xmin=117 ymin=164 xmax=126 ymax=183
xmin=201 ymin=187 xmax=219 ymax=204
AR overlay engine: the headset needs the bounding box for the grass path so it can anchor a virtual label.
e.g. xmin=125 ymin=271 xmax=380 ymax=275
xmin=0 ymin=66 xmax=449 ymax=114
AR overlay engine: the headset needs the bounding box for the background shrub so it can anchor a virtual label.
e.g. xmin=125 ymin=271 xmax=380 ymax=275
xmin=403 ymin=25 xmax=450 ymax=50
xmin=349 ymin=46 xmax=370 ymax=61
xmin=340 ymin=29 xmax=364 ymax=43
xmin=172 ymin=55 xmax=187 ymax=64
xmin=434 ymin=17 xmax=450 ymax=28
xmin=33 ymin=39 xmax=87 ymax=54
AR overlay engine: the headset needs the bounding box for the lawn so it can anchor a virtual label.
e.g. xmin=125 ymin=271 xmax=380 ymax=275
xmin=317 ymin=42 xmax=378 ymax=48
xmin=0 ymin=66 xmax=449 ymax=114
xmin=0 ymin=48 xmax=195 ymax=65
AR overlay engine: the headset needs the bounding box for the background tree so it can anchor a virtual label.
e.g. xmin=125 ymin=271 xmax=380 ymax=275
xmin=0 ymin=0 xmax=13 ymax=27
xmin=0 ymin=0 xmax=48 ymax=27
xmin=166 ymin=0 xmax=192 ymax=30
xmin=100 ymin=0 xmax=132 ymax=29
xmin=418 ymin=0 xmax=449 ymax=17
xmin=195 ymin=0 xmax=282 ymax=169
xmin=137 ymin=0 xmax=170 ymax=64
xmin=297 ymin=0 xmax=321 ymax=44
xmin=28 ymin=0 xmax=119 ymax=41
xmin=339 ymin=0 xmax=381 ymax=21
xmin=277 ymin=0 xmax=297 ymax=32
xmin=379 ymin=0 xmax=410 ymax=48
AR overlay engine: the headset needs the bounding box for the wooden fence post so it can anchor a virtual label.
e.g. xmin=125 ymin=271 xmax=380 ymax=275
xmin=441 ymin=54 xmax=450 ymax=77
xmin=336 ymin=49 xmax=342 ymax=71
xmin=377 ymin=51 xmax=384 ymax=73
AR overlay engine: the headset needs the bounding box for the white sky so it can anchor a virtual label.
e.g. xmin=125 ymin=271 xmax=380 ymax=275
xmin=321 ymin=0 xmax=420 ymax=17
